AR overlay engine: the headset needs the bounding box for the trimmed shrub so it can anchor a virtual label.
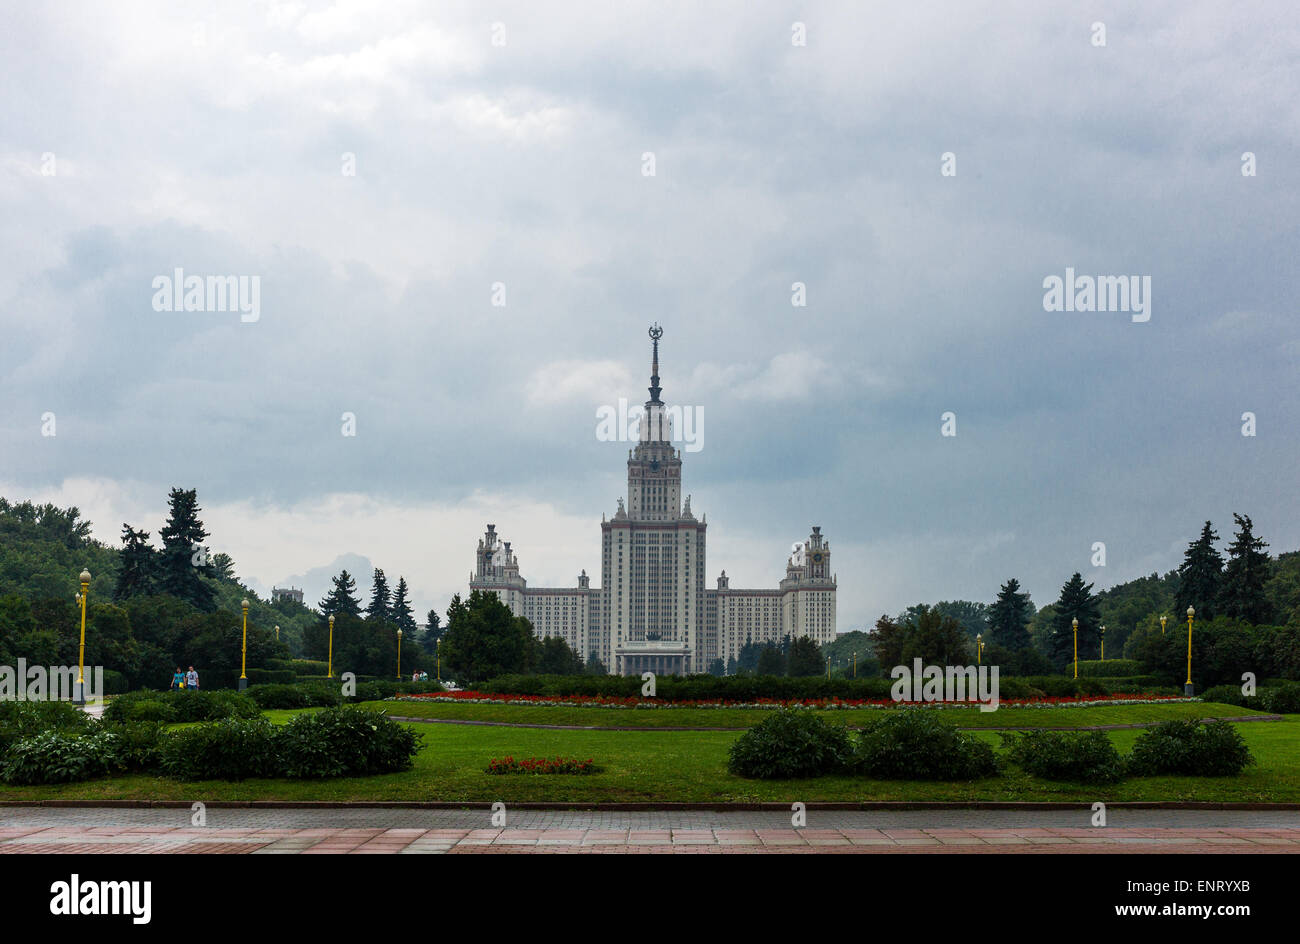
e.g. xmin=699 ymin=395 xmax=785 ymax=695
xmin=855 ymin=710 xmax=998 ymax=780
xmin=727 ymin=709 xmax=854 ymax=779
xmin=1127 ymin=720 xmax=1255 ymax=777
xmin=0 ymin=700 xmax=92 ymax=753
xmin=0 ymin=730 xmax=120 ymax=785
xmin=1259 ymin=682 xmax=1300 ymax=715
xmin=1198 ymin=684 xmax=1255 ymax=709
xmin=999 ymin=729 xmax=1125 ymax=783
xmin=245 ymin=683 xmax=341 ymax=710
xmin=276 ymin=707 xmax=422 ymax=778
xmin=247 ymin=668 xmax=297 ymax=686
xmin=158 ymin=717 xmax=281 ymax=781
xmin=1077 ymin=659 xmax=1143 ymax=678
xmin=110 ymin=698 xmax=178 ymax=723
xmin=291 ymin=660 xmax=329 ymax=676
xmin=103 ymin=689 xmax=259 ymax=723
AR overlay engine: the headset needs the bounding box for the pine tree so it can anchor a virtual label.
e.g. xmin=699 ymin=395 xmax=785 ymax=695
xmin=114 ymin=524 xmax=157 ymax=600
xmin=986 ymin=578 xmax=1032 ymax=650
xmin=1219 ymin=513 xmax=1272 ymax=624
xmin=390 ymin=577 xmax=417 ymax=633
xmin=365 ymin=568 xmax=391 ymax=622
xmin=1175 ymin=521 xmax=1224 ymax=620
xmin=157 ymin=488 xmax=215 ymax=611
xmin=1050 ymin=572 xmax=1102 ymax=668
xmin=319 ymin=570 xmax=362 ymax=617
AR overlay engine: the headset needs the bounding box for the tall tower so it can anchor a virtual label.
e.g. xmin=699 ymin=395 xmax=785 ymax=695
xmin=600 ymin=325 xmax=706 ymax=675
xmin=626 ymin=324 xmax=682 ymax=522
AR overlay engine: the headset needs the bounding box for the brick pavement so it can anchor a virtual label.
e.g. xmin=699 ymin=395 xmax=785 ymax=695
xmin=1 ymin=807 xmax=1297 ymax=854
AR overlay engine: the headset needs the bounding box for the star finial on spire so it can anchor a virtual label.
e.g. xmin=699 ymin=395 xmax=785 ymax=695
xmin=647 ymin=324 xmax=663 ymax=403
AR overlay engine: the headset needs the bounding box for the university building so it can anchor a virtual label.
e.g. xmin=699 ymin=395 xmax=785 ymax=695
xmin=469 ymin=327 xmax=837 ymax=675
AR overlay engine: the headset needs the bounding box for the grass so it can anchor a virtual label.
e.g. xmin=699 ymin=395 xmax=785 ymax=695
xmin=373 ymin=698 xmax=1274 ymax=730
xmin=0 ymin=705 xmax=1295 ymax=804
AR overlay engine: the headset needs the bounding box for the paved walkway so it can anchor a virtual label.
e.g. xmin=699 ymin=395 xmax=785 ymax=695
xmin=2 ymin=807 xmax=1297 ymax=854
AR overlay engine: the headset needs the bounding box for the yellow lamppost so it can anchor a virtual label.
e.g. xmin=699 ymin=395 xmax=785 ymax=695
xmin=436 ymin=637 xmax=441 ymax=682
xmin=238 ymin=599 xmax=250 ymax=691
xmin=75 ymin=569 xmax=90 ymax=705
xmin=976 ymin=633 xmax=983 ymax=666
xmin=1100 ymin=624 xmax=1106 ymax=662
xmin=327 ymin=614 xmax=335 ymax=679
xmin=275 ymin=624 xmax=280 ymax=642
xmin=1160 ymin=614 xmax=1167 ymax=636
xmin=852 ymin=651 xmax=857 ymax=678
xmin=826 ymin=656 xmax=830 ymax=679
xmin=396 ymin=627 xmax=403 ymax=680
xmin=1071 ymin=617 xmax=1079 ymax=680
xmin=1185 ymin=606 xmax=1195 ymax=695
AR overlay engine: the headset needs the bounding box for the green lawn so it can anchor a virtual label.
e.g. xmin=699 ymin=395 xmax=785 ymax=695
xmin=375 ymin=698 xmax=1274 ymax=730
xmin=0 ymin=705 xmax=1295 ymax=804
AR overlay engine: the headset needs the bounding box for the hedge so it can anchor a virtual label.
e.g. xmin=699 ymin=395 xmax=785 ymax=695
xmin=1076 ymin=659 xmax=1144 ymax=678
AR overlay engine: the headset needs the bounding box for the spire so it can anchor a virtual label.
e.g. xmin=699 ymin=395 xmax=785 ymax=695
xmin=647 ymin=323 xmax=663 ymax=404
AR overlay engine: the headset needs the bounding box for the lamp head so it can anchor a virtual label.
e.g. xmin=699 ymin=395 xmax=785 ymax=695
xmin=329 ymin=614 xmax=335 ymax=627
xmin=1071 ymin=617 xmax=1078 ymax=629
xmin=241 ymin=599 xmax=249 ymax=611
xmin=1187 ymin=606 xmax=1195 ymax=618
xmin=397 ymin=628 xmax=403 ymax=637
xmin=79 ymin=570 xmax=91 ymax=584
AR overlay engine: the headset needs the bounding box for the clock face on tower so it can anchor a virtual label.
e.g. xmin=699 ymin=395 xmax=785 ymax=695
xmin=649 ymin=459 xmax=660 ymax=471
xmin=811 ymin=551 xmax=825 ymax=564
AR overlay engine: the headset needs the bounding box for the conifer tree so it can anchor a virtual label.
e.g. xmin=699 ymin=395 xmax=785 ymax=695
xmin=1175 ymin=521 xmax=1224 ymax=620
xmin=1050 ymin=572 xmax=1102 ymax=667
xmin=365 ymin=568 xmax=391 ymax=622
xmin=319 ymin=569 xmax=362 ymax=617
xmin=157 ymin=488 xmax=215 ymax=611
xmin=1219 ymin=513 xmax=1272 ymax=624
xmin=986 ymin=577 xmax=1032 ymax=650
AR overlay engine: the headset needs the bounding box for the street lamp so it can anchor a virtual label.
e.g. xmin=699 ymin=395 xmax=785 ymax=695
xmin=1160 ymin=614 xmax=1167 ymax=636
xmin=1100 ymin=624 xmax=1106 ymax=662
xmin=238 ymin=599 xmax=250 ymax=691
xmin=396 ymin=627 xmax=403 ymax=680
xmin=852 ymin=651 xmax=857 ymax=678
xmin=1071 ymin=617 xmax=1079 ymax=680
xmin=976 ymin=633 xmax=983 ymax=666
xmin=327 ymin=614 xmax=335 ymax=679
xmin=1185 ymin=606 xmax=1195 ymax=696
xmin=75 ymin=570 xmax=90 ymax=705
xmin=275 ymin=624 xmax=280 ymax=642
xmin=436 ymin=637 xmax=441 ymax=682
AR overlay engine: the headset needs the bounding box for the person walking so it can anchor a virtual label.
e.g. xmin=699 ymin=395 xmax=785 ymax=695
xmin=186 ymin=666 xmax=199 ymax=690
xmin=170 ymin=667 xmax=185 ymax=690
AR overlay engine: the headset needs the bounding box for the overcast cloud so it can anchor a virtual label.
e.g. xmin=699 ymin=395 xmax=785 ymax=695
xmin=2 ymin=1 xmax=1298 ymax=626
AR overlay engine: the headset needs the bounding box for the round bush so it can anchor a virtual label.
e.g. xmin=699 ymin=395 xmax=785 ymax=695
xmin=855 ymin=709 xmax=998 ymax=780
xmin=276 ymin=706 xmax=422 ymax=778
xmin=727 ymin=709 xmax=854 ymax=779
xmin=1126 ymin=720 xmax=1255 ymax=777
xmin=999 ymin=729 xmax=1125 ymax=783
xmin=0 ymin=701 xmax=91 ymax=753
xmin=0 ymin=730 xmax=120 ymax=785
xmin=158 ymin=717 xmax=281 ymax=781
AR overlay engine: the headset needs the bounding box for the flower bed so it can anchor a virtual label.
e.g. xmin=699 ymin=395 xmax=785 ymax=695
xmin=394 ymin=691 xmax=1190 ymax=710
xmin=485 ymin=756 xmax=601 ymax=775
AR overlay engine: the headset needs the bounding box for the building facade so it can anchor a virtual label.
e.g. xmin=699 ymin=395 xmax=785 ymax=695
xmin=469 ymin=327 xmax=837 ymax=675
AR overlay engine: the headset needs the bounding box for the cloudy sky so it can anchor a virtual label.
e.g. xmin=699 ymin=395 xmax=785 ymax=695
xmin=2 ymin=1 xmax=1297 ymax=627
